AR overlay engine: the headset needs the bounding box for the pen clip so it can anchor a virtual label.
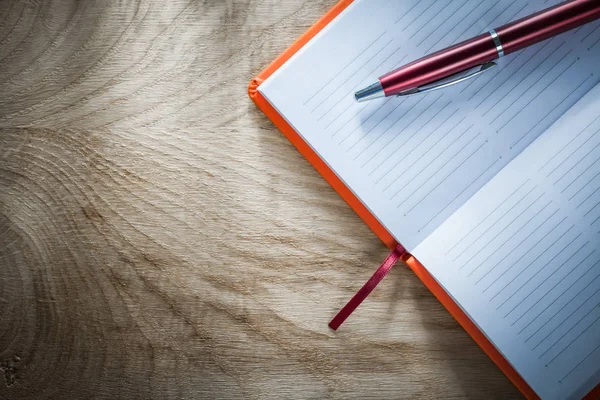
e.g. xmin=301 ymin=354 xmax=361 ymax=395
xmin=398 ymin=61 xmax=497 ymax=96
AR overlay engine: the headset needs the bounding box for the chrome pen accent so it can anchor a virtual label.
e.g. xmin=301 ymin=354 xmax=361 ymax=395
xmin=397 ymin=62 xmax=497 ymax=97
xmin=489 ymin=29 xmax=505 ymax=57
xmin=355 ymin=81 xmax=384 ymax=102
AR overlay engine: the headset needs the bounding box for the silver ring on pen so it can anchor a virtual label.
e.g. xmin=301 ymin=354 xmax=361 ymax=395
xmin=489 ymin=29 xmax=505 ymax=57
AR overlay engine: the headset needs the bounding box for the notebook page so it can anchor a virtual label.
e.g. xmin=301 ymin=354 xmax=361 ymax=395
xmin=258 ymin=0 xmax=600 ymax=251
xmin=413 ymin=84 xmax=600 ymax=400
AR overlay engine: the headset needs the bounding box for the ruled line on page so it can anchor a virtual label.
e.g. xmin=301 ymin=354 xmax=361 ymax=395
xmin=395 ymin=138 xmax=487 ymax=210
xmin=581 ymin=22 xmax=600 ymax=43
xmin=489 ymin=223 xmax=574 ymax=302
xmin=382 ymin=114 xmax=464 ymax=188
xmin=451 ymin=183 xmax=539 ymax=262
xmin=578 ymin=187 xmax=600 ymax=209
xmin=336 ymin=100 xmax=393 ymax=144
xmin=509 ymin=74 xmax=593 ymax=149
xmin=475 ymin=208 xmax=561 ymax=284
xmin=388 ymin=121 xmax=473 ymax=199
xmin=517 ymin=258 xmax=597 ymax=335
xmin=438 ymin=2 xmax=498 ymax=55
xmin=539 ymin=117 xmax=600 ymax=219
xmin=310 ymin=34 xmax=391 ymax=114
xmin=409 ymin=1 xmax=455 ymax=41
xmin=562 ymin=162 xmax=600 ymax=199
xmin=545 ymin=311 xmax=600 ymax=373
xmin=425 ymin=0 xmax=524 ymax=54
xmin=584 ymin=199 xmax=600 ymax=218
xmin=499 ymin=2 xmax=530 ymax=27
xmin=340 ymin=87 xmax=441 ymax=148
xmin=498 ymin=234 xmax=584 ymax=312
xmin=482 ymin=214 xmax=567 ymax=294
xmin=302 ymin=30 xmax=387 ymax=107
xmin=356 ymin=97 xmax=426 ymax=164
xmin=561 ymin=342 xmax=600 ymax=383
xmin=402 ymin=140 xmax=490 ymax=215
xmin=495 ymin=54 xmax=577 ymax=127
xmin=524 ymin=261 xmax=600 ymax=342
xmin=464 ymin=43 xmax=529 ymax=100
xmin=482 ymin=40 xmax=564 ymax=116
xmin=329 ymin=101 xmax=367 ymax=137
xmin=331 ymin=100 xmax=375 ymax=138
xmin=554 ymin=139 xmax=600 ymax=185
xmin=476 ymin=0 xmax=519 ymax=36
xmin=484 ymin=0 xmax=522 ymax=29
xmin=539 ymin=299 xmax=600 ymax=361
xmin=568 ymin=170 xmax=600 ymax=202
xmin=444 ymin=178 xmax=529 ymax=255
xmin=394 ymin=1 xmax=420 ymax=25
xmin=590 ymin=214 xmax=600 ymax=226
xmin=345 ymin=99 xmax=406 ymax=151
xmin=400 ymin=1 xmax=437 ymax=32
xmin=499 ymin=240 xmax=587 ymax=320
xmin=323 ymin=51 xmax=407 ymax=130
xmin=375 ymin=96 xmax=452 ymax=180
xmin=473 ymin=38 xmax=557 ymax=107
xmin=371 ymin=102 xmax=464 ymax=184
xmin=460 ymin=46 xmax=525 ymax=96
xmin=416 ymin=0 xmax=470 ymax=48
xmin=344 ymin=95 xmax=435 ymax=151
xmin=456 ymin=189 xmax=544 ymax=265
xmin=395 ymin=133 xmax=484 ymax=210
xmin=543 ymin=116 xmax=600 ymax=177
xmin=418 ymin=158 xmax=502 ymax=232
xmin=554 ymin=141 xmax=600 ymax=185
xmin=322 ymin=46 xmax=409 ymax=134
xmin=471 ymin=206 xmax=560 ymax=287
xmin=531 ymin=286 xmax=600 ymax=353
xmin=315 ymin=38 xmax=398 ymax=121
xmin=381 ymin=109 xmax=460 ymax=190
xmin=511 ymin=249 xmax=596 ymax=327
xmin=363 ymin=94 xmax=441 ymax=173
xmin=345 ymin=86 xmax=412 ymax=152
xmin=467 ymin=201 xmax=556 ymax=278
xmin=561 ymin=153 xmax=600 ymax=195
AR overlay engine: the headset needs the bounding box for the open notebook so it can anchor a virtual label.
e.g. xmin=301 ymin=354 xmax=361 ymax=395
xmin=250 ymin=0 xmax=600 ymax=399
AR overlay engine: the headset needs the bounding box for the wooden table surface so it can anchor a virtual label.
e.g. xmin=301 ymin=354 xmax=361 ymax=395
xmin=0 ymin=1 xmax=522 ymax=398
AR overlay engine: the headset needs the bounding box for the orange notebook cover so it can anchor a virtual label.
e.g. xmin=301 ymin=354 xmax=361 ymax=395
xmin=248 ymin=2 xmax=600 ymax=399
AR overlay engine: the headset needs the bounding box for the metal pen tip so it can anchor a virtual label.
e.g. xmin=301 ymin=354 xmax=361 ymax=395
xmin=354 ymin=81 xmax=385 ymax=102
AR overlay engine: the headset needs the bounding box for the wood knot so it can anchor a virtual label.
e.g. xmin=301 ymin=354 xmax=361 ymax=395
xmin=81 ymin=205 xmax=104 ymax=223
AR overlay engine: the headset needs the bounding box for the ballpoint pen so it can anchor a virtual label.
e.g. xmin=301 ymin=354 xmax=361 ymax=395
xmin=355 ymin=0 xmax=600 ymax=102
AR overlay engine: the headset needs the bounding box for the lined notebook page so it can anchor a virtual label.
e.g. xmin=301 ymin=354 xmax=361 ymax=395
xmin=259 ymin=0 xmax=600 ymax=251
xmin=413 ymin=84 xmax=600 ymax=400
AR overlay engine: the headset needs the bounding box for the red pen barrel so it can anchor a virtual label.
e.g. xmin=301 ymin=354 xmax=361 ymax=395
xmin=378 ymin=0 xmax=600 ymax=98
xmin=497 ymin=0 xmax=600 ymax=55
xmin=380 ymin=33 xmax=498 ymax=96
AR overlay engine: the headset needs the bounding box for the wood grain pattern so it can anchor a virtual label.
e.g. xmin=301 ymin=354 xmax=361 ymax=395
xmin=0 ymin=1 xmax=521 ymax=398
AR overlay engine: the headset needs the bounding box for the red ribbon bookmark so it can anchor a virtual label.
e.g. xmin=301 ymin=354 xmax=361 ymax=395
xmin=329 ymin=244 xmax=407 ymax=330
